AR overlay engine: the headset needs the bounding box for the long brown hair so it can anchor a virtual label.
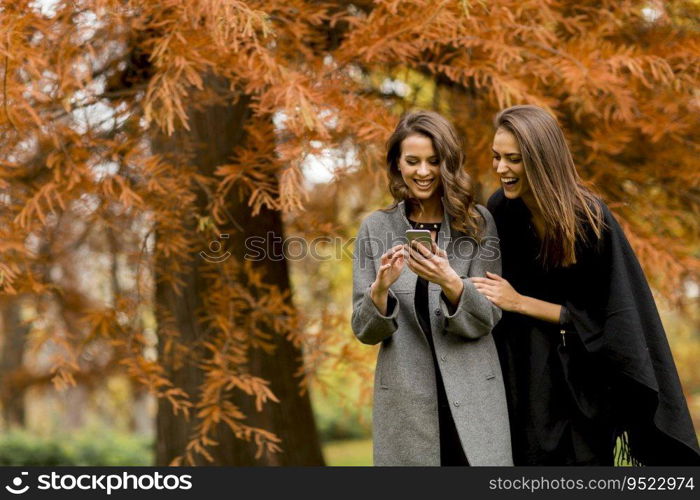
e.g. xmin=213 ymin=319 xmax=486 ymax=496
xmin=495 ymin=105 xmax=605 ymax=267
xmin=384 ymin=110 xmax=482 ymax=237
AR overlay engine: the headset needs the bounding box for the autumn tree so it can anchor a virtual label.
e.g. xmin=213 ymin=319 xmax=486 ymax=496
xmin=1 ymin=0 xmax=698 ymax=465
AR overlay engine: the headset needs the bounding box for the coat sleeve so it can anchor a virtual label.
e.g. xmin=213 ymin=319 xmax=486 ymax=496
xmin=351 ymin=218 xmax=400 ymax=345
xmin=439 ymin=206 xmax=503 ymax=340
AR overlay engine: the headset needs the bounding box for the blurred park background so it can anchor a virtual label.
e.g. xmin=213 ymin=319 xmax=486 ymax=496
xmin=0 ymin=0 xmax=698 ymax=466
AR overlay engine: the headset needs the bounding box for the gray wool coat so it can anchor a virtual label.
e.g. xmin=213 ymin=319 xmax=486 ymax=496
xmin=351 ymin=199 xmax=513 ymax=466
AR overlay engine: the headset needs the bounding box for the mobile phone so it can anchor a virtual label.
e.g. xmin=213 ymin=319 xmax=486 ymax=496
xmin=405 ymin=229 xmax=433 ymax=252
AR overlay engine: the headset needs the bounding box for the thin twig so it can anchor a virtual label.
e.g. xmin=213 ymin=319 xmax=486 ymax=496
xmin=3 ymin=54 xmax=19 ymax=132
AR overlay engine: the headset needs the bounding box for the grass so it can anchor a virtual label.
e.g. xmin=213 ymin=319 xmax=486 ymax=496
xmin=322 ymin=438 xmax=372 ymax=466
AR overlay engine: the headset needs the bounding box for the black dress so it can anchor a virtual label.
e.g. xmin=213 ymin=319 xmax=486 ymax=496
xmin=487 ymin=189 xmax=700 ymax=465
xmin=408 ymin=219 xmax=469 ymax=466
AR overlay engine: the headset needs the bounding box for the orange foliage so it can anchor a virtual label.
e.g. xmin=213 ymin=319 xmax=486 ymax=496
xmin=0 ymin=0 xmax=698 ymax=462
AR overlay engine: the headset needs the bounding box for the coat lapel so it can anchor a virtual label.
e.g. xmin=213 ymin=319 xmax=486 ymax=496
xmin=396 ymin=198 xmax=475 ymax=341
xmin=396 ymin=197 xmax=474 ymax=292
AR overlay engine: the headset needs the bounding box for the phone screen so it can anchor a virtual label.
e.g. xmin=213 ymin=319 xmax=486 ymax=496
xmin=405 ymin=229 xmax=433 ymax=252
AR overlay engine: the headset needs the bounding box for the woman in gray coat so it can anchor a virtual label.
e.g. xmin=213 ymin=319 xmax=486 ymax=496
xmin=351 ymin=110 xmax=513 ymax=466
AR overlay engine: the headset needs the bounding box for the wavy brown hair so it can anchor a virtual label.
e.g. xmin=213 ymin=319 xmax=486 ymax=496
xmin=384 ymin=110 xmax=482 ymax=237
xmin=495 ymin=105 xmax=605 ymax=267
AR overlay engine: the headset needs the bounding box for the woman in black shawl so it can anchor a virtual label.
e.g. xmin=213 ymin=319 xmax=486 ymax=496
xmin=472 ymin=105 xmax=699 ymax=465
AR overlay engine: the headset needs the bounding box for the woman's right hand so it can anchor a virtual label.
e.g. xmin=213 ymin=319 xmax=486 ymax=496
xmin=370 ymin=245 xmax=405 ymax=314
xmin=373 ymin=244 xmax=405 ymax=292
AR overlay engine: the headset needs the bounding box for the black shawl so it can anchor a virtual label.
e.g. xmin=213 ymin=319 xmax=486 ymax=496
xmin=488 ymin=189 xmax=699 ymax=465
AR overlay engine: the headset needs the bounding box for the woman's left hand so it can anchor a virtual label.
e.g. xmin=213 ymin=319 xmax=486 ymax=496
xmin=404 ymin=240 xmax=459 ymax=287
xmin=470 ymin=272 xmax=522 ymax=312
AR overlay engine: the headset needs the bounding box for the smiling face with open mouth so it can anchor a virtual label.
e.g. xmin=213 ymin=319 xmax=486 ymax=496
xmin=399 ymin=133 xmax=442 ymax=202
xmin=492 ymin=128 xmax=530 ymax=201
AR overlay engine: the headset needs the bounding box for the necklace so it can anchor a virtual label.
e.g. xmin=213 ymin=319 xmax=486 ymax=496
xmin=409 ymin=220 xmax=441 ymax=231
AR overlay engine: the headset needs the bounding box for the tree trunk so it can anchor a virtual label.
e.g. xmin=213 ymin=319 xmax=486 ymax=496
xmin=0 ymin=297 xmax=28 ymax=428
xmin=153 ymin=84 xmax=324 ymax=466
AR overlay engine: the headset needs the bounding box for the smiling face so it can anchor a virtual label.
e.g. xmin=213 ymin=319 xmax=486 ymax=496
xmin=492 ymin=127 xmax=530 ymax=201
xmin=399 ymin=133 xmax=442 ymax=202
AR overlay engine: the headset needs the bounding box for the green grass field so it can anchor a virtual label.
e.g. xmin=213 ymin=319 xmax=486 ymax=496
xmin=322 ymin=439 xmax=372 ymax=466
